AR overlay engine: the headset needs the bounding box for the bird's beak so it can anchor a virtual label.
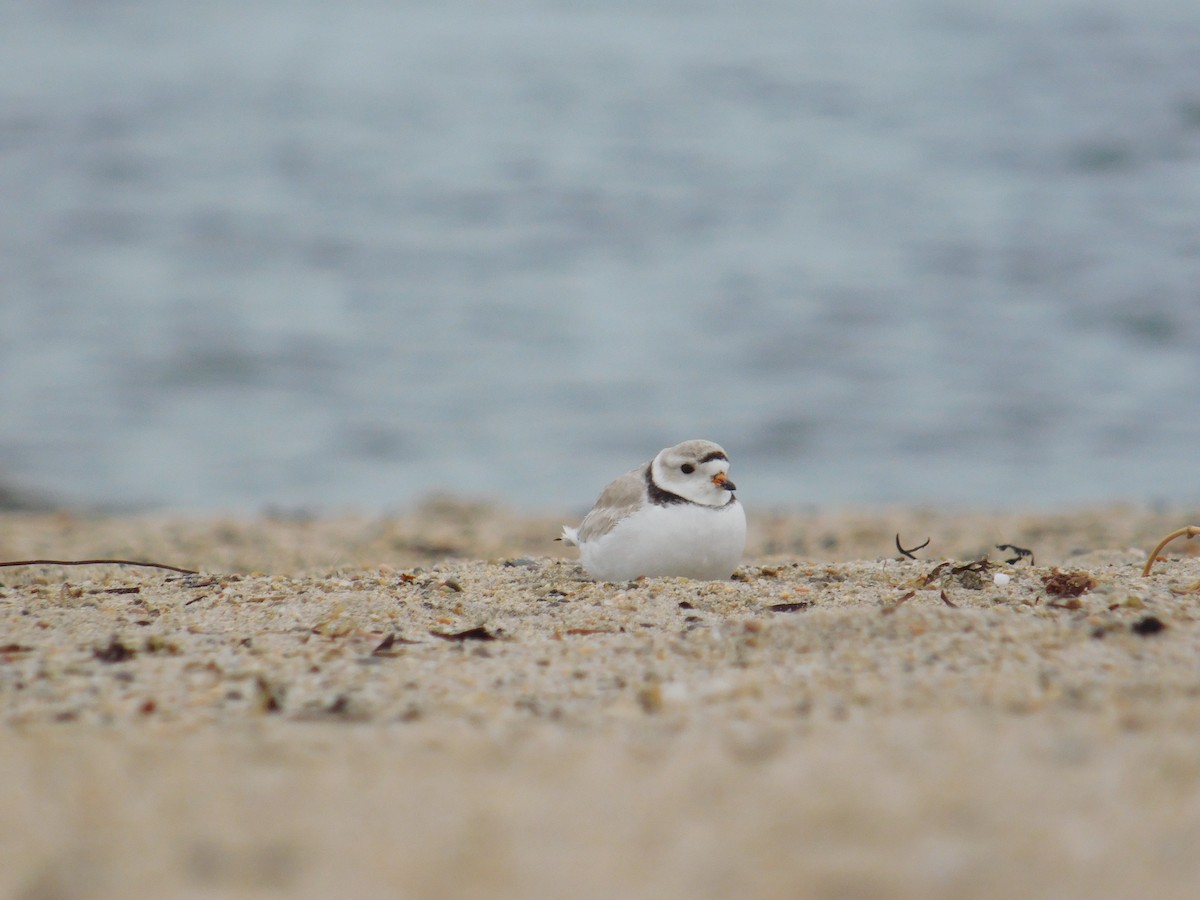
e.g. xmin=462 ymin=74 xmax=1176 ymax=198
xmin=712 ymin=472 xmax=736 ymax=491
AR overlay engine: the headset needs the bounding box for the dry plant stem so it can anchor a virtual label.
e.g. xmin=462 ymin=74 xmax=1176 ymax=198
xmin=0 ymin=558 xmax=198 ymax=575
xmin=1141 ymin=526 xmax=1200 ymax=577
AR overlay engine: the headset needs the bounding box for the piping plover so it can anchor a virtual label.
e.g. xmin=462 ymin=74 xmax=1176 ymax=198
xmin=561 ymin=440 xmax=746 ymax=581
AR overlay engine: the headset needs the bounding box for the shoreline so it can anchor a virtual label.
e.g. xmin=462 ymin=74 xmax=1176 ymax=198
xmin=0 ymin=498 xmax=1193 ymax=569
xmin=2 ymin=504 xmax=1199 ymax=897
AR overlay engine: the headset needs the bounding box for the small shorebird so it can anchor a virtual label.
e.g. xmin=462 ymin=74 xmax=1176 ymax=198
xmin=561 ymin=440 xmax=746 ymax=581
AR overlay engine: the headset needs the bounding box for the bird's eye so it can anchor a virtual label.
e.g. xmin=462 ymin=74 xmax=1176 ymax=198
xmin=681 ymin=463 xmax=695 ymax=474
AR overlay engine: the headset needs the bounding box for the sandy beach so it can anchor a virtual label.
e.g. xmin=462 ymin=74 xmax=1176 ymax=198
xmin=2 ymin=502 xmax=1199 ymax=898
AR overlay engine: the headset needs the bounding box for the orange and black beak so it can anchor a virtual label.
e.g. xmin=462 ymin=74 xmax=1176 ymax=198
xmin=712 ymin=472 xmax=736 ymax=491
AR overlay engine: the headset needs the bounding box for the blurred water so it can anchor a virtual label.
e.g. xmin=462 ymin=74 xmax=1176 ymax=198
xmin=1 ymin=0 xmax=1198 ymax=513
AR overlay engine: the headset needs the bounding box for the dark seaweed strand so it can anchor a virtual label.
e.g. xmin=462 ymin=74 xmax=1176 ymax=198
xmin=0 ymin=558 xmax=199 ymax=575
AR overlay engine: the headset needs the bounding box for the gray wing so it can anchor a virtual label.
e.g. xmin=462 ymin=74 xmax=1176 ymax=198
xmin=575 ymin=464 xmax=648 ymax=542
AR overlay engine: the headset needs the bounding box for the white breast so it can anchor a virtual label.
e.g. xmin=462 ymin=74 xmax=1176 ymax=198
xmin=577 ymin=500 xmax=746 ymax=581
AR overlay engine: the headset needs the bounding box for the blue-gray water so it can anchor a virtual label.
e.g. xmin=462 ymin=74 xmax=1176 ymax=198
xmin=2 ymin=0 xmax=1199 ymax=513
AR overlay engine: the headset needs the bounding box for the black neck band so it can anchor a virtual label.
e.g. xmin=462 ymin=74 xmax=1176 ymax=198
xmin=645 ymin=464 xmax=689 ymax=506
